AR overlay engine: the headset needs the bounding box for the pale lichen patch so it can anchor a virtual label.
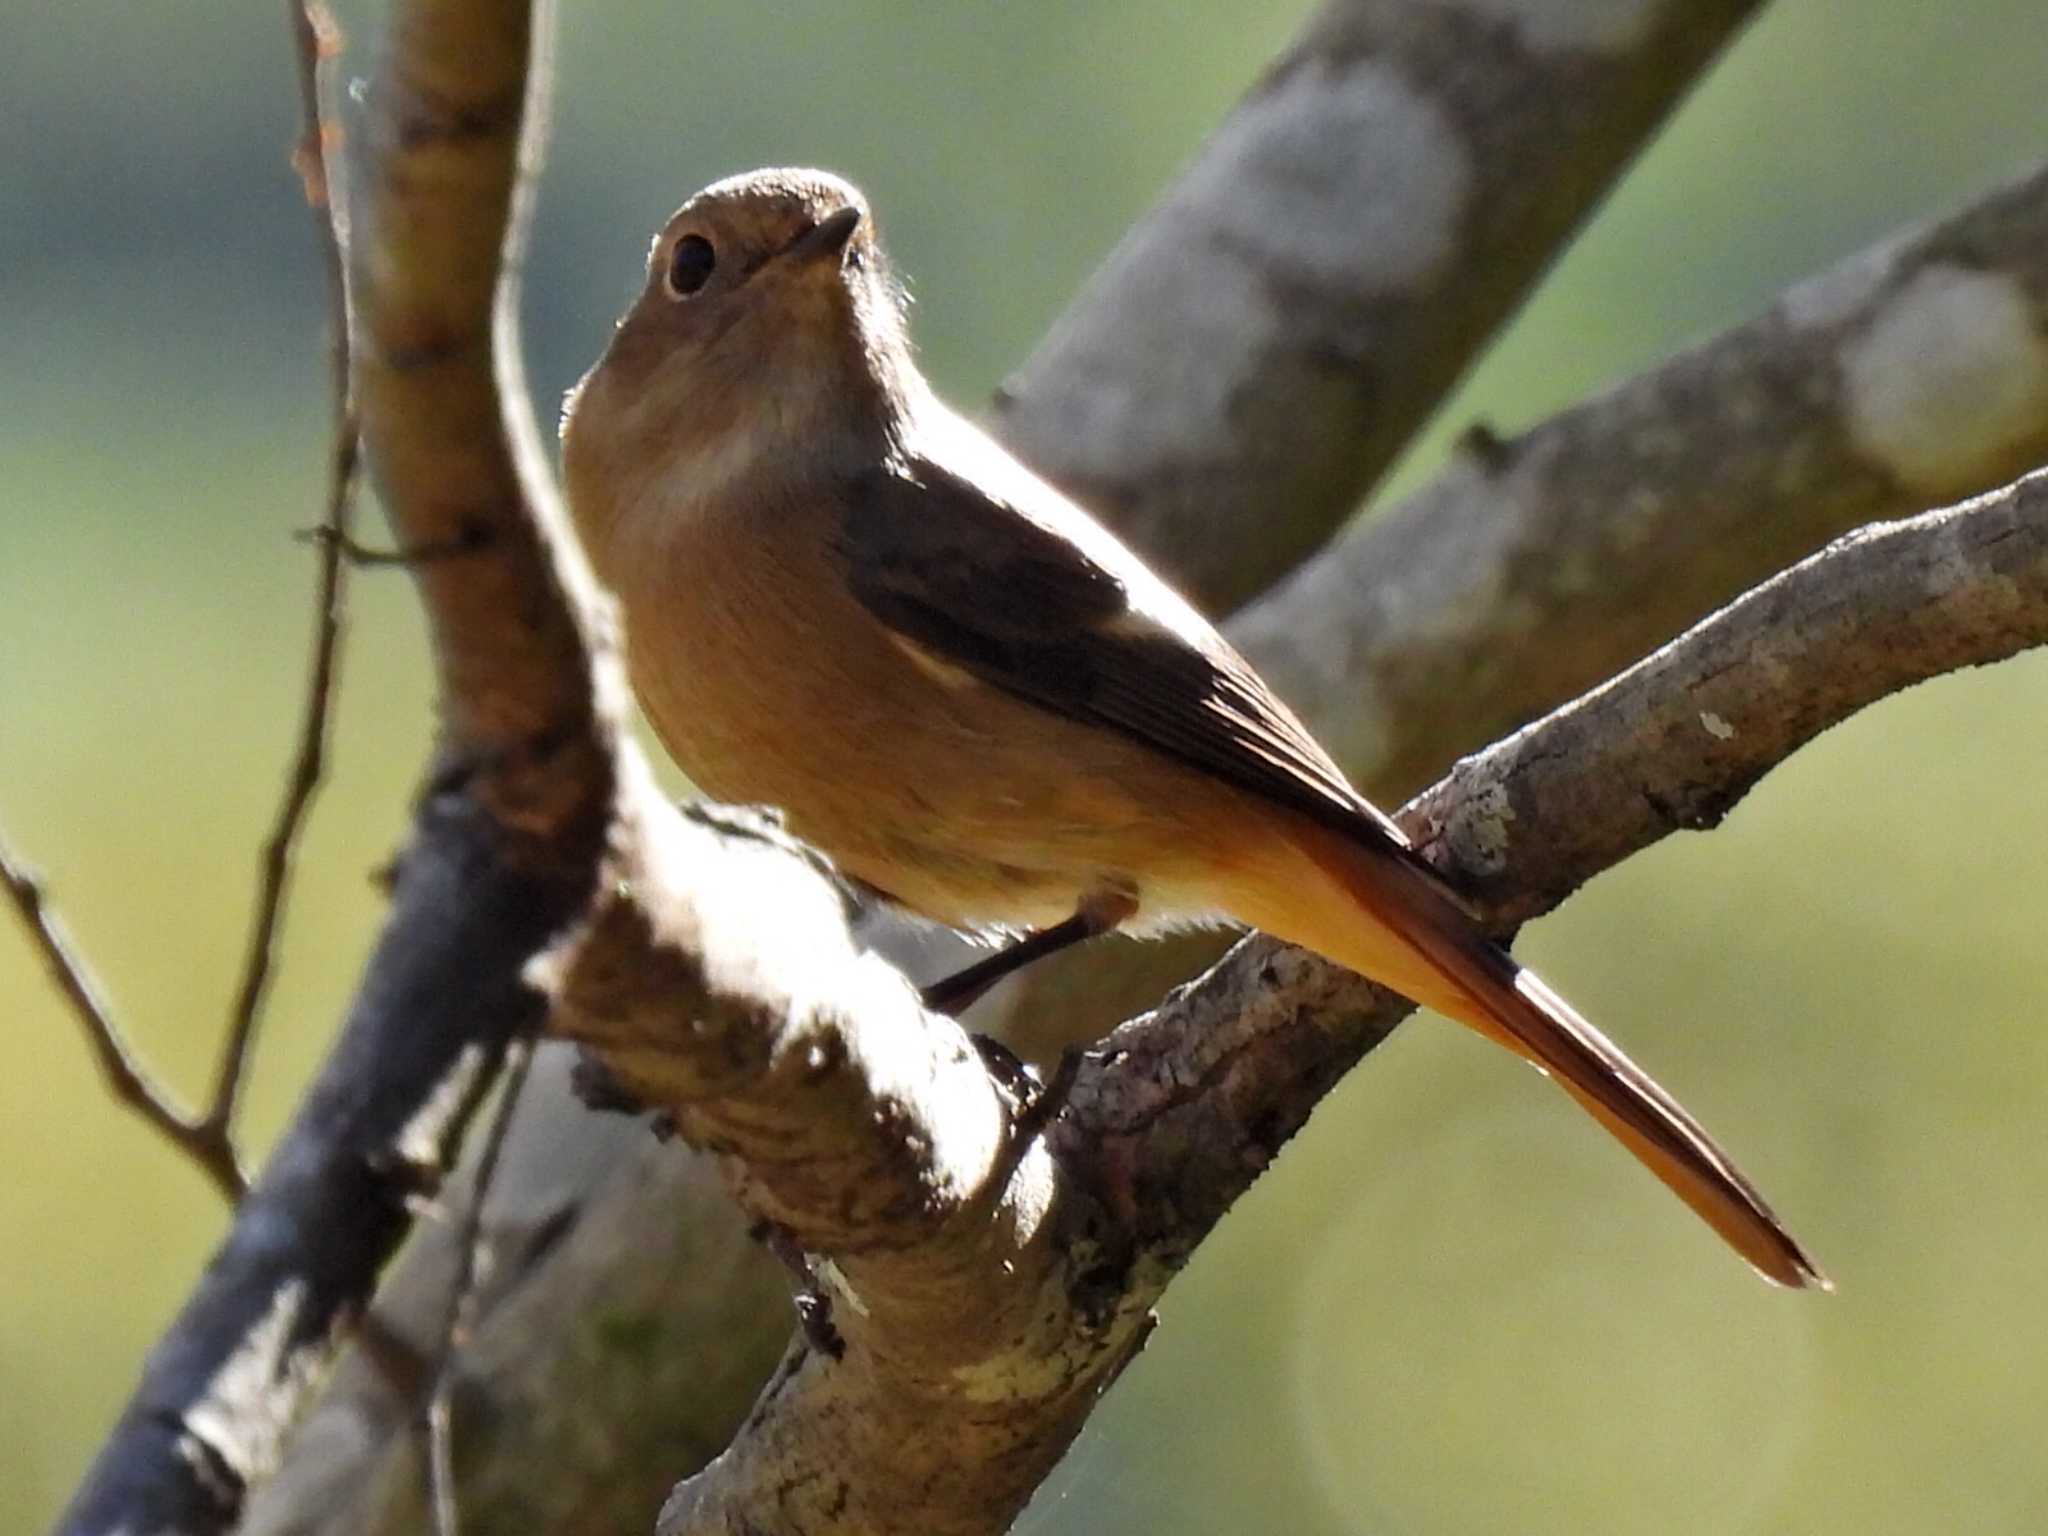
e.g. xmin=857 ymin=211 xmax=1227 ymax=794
xmin=1000 ymin=234 xmax=1268 ymax=481
xmin=1429 ymin=0 xmax=1662 ymax=53
xmin=1699 ymin=711 xmax=1736 ymax=740
xmin=187 ymin=1280 xmax=317 ymax=1478
xmin=1457 ymin=779 xmax=1517 ymax=875
xmin=1188 ymin=58 xmax=1470 ymax=295
xmin=1841 ymin=264 xmax=2048 ymax=496
xmin=996 ymin=55 xmax=1468 ymax=483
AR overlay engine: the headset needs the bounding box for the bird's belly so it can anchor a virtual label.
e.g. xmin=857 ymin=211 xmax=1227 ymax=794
xmin=618 ymin=538 xmax=1238 ymax=930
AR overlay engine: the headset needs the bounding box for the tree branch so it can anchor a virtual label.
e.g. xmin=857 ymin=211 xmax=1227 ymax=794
xmin=556 ymin=467 xmax=2048 ymax=1536
xmin=0 ymin=6 xmax=369 ymax=1215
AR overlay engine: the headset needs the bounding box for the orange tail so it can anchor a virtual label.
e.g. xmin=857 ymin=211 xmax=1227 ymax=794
xmin=1238 ymin=817 xmax=1827 ymax=1290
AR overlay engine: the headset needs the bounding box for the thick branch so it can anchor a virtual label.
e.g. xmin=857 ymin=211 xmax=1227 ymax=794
xmin=544 ymin=792 xmax=1139 ymax=1536
xmin=351 ymin=0 xmax=606 ymax=836
xmin=626 ymin=469 xmax=2048 ymax=1536
xmin=548 ymin=789 xmax=1006 ymax=1262
xmin=993 ymin=0 xmax=1764 ymax=610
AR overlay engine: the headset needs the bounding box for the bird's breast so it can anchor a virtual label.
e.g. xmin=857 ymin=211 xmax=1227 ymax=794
xmin=603 ymin=483 xmax=1252 ymax=930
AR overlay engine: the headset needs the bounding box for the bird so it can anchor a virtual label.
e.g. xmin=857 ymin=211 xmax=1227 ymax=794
xmin=560 ymin=167 xmax=1825 ymax=1289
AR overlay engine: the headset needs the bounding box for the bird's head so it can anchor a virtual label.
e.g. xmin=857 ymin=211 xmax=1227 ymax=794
xmin=563 ymin=168 xmax=917 ymax=551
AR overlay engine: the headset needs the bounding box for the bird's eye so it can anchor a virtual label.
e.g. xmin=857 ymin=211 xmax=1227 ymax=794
xmin=666 ymin=234 xmax=716 ymax=297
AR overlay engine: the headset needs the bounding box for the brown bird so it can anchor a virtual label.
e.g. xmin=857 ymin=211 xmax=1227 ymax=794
xmin=561 ymin=167 xmax=1825 ymax=1289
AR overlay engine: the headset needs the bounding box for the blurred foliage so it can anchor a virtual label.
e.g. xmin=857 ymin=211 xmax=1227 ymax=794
xmin=3 ymin=1 xmax=2047 ymax=1532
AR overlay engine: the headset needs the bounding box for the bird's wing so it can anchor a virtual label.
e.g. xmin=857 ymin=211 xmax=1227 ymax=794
xmin=837 ymin=431 xmax=1424 ymax=863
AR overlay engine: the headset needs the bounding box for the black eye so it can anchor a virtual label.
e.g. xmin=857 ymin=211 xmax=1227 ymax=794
xmin=667 ymin=234 xmax=716 ymax=297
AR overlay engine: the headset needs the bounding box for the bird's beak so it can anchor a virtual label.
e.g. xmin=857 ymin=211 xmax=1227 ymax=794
xmin=783 ymin=205 xmax=863 ymax=267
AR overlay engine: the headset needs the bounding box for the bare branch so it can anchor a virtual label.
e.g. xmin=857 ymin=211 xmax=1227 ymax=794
xmin=993 ymin=0 xmax=1767 ymax=610
xmin=0 ymin=836 xmax=243 ymax=1203
xmin=205 ymin=0 xmax=365 ymax=1150
xmin=0 ymin=0 xmax=379 ymax=1220
xmin=1089 ymin=469 xmax=2048 ymax=1253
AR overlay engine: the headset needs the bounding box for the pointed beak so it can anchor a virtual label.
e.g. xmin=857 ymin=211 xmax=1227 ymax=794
xmin=783 ymin=205 xmax=863 ymax=267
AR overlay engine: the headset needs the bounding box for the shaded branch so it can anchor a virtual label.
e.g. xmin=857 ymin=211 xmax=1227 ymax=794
xmin=429 ymin=1036 xmax=538 ymax=1536
xmin=248 ymin=1058 xmax=786 ymax=1536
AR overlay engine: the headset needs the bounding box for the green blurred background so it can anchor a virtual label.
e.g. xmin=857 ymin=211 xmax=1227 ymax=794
xmin=5 ymin=2 xmax=2047 ymax=1531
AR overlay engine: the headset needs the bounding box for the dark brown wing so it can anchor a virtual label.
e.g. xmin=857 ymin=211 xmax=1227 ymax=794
xmin=837 ymin=442 xmax=1424 ymax=860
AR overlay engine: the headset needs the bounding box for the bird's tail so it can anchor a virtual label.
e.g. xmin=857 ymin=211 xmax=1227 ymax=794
xmin=1231 ymin=814 xmax=1827 ymax=1290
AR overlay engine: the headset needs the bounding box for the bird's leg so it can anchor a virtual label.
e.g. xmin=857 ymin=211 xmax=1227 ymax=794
xmin=921 ymin=914 xmax=1096 ymax=1017
xmin=751 ymin=1220 xmax=846 ymax=1360
xmin=920 ymin=887 xmax=1137 ymax=1017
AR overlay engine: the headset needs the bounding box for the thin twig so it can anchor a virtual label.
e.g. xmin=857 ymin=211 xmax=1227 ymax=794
xmin=1 ymin=836 xmax=244 ymax=1202
xmin=427 ymin=1034 xmax=537 ymax=1536
xmin=4 ymin=0 xmax=359 ymax=1212
xmin=205 ymin=0 xmax=363 ymax=1140
xmin=294 ymin=523 xmax=491 ymax=568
